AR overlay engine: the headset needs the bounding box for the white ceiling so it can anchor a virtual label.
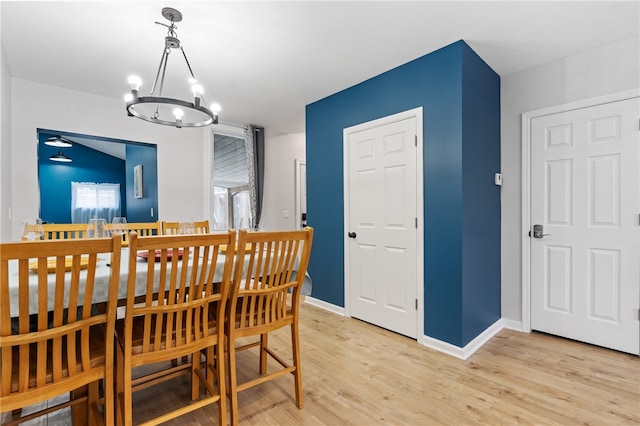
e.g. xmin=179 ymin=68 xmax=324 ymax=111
xmin=2 ymin=1 xmax=638 ymax=135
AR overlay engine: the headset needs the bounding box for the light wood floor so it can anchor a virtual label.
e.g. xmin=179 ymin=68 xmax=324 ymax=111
xmin=4 ymin=303 xmax=639 ymax=425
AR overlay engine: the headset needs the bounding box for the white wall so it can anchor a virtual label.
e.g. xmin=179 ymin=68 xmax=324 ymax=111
xmin=260 ymin=131 xmax=305 ymax=230
xmin=500 ymin=35 xmax=640 ymax=324
xmin=6 ymin=78 xmax=209 ymax=241
xmin=0 ymin=20 xmax=13 ymax=241
xmin=4 ymin=78 xmax=306 ymax=241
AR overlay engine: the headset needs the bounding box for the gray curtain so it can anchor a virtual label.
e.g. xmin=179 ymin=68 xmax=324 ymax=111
xmin=245 ymin=125 xmax=265 ymax=229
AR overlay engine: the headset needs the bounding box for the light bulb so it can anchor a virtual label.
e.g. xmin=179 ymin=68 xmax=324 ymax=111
xmin=188 ymin=77 xmax=198 ymax=85
xmin=124 ymin=93 xmax=133 ymax=102
xmin=173 ymin=108 xmax=184 ymax=119
xmin=210 ymin=103 xmax=221 ymax=114
xmin=127 ymin=75 xmax=142 ymax=91
xmin=191 ymin=84 xmax=204 ymax=96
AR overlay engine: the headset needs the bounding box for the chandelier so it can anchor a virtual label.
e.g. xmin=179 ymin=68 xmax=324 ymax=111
xmin=125 ymin=7 xmax=220 ymax=128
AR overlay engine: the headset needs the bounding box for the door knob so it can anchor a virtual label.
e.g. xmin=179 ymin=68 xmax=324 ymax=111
xmin=532 ymin=224 xmax=550 ymax=238
xmin=348 ymin=232 xmax=356 ymax=239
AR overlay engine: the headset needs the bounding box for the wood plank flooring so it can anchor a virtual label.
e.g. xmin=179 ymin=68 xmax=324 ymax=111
xmin=4 ymin=302 xmax=639 ymax=425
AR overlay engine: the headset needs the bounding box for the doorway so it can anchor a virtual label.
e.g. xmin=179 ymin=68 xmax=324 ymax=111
xmin=343 ymin=108 xmax=424 ymax=339
xmin=295 ymin=159 xmax=307 ymax=230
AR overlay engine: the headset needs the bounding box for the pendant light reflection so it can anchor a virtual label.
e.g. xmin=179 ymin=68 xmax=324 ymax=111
xmin=44 ymin=135 xmax=73 ymax=147
xmin=49 ymin=151 xmax=72 ymax=163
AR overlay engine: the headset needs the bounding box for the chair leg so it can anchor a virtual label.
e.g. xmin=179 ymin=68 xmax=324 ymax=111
xmin=216 ymin=341 xmax=227 ymax=426
xmin=259 ymin=333 xmax=268 ymax=374
xmin=291 ymin=322 xmax=304 ymax=409
xmin=102 ymin=346 xmax=115 ymax=426
xmin=88 ymin=381 xmax=99 ymax=426
xmin=191 ymin=352 xmax=199 ymax=401
xmin=206 ymin=346 xmax=215 ymax=390
xmin=123 ymin=366 xmax=133 ymax=426
xmin=115 ymin=344 xmax=128 ymax=426
xmin=228 ymin=337 xmax=240 ymax=426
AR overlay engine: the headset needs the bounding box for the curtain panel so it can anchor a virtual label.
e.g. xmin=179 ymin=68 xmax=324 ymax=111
xmin=245 ymin=125 xmax=265 ymax=229
xmin=71 ymin=182 xmax=121 ymax=224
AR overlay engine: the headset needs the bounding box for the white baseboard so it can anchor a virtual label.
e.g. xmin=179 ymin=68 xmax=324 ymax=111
xmin=419 ymin=318 xmax=505 ymax=360
xmin=304 ymin=296 xmax=346 ymax=316
xmin=303 ymin=300 xmax=518 ymax=360
xmin=501 ymin=318 xmax=525 ymax=332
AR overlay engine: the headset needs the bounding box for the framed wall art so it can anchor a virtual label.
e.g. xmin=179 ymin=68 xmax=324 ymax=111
xmin=134 ymin=164 xmax=143 ymax=199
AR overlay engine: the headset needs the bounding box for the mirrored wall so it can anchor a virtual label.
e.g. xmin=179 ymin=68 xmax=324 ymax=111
xmin=37 ymin=129 xmax=159 ymax=224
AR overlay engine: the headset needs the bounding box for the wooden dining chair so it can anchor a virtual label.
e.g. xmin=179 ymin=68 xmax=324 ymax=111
xmin=26 ymin=223 xmax=90 ymax=240
xmin=115 ymin=231 xmax=235 ymax=425
xmin=161 ymin=220 xmax=210 ymax=235
xmin=106 ymin=221 xmax=162 ymax=246
xmin=226 ymin=227 xmax=314 ymax=426
xmin=0 ymin=235 xmax=122 ymax=425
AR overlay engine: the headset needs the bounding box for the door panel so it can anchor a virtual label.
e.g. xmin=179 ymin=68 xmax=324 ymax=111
xmin=530 ymin=97 xmax=639 ymax=354
xmin=348 ymin=117 xmax=417 ymax=338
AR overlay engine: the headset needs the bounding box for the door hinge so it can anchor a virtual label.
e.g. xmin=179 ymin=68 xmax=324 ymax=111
xmin=414 ymin=134 xmax=417 ymax=147
xmin=415 ymin=217 xmax=418 ymax=228
xmin=415 ymin=299 xmax=418 ymax=310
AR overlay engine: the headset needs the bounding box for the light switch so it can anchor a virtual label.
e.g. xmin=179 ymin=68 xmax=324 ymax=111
xmin=494 ymin=173 xmax=503 ymax=186
xmin=282 ymin=210 xmax=289 ymax=218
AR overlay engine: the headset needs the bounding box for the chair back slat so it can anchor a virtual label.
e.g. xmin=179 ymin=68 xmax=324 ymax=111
xmin=35 ymin=223 xmax=90 ymax=240
xmin=0 ymin=235 xmax=122 ymax=422
xmin=230 ymin=228 xmax=313 ymax=331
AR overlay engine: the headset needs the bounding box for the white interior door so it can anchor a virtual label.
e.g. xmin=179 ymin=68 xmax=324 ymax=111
xmin=530 ymin=97 xmax=639 ymax=355
xmin=347 ymin=116 xmax=418 ymax=338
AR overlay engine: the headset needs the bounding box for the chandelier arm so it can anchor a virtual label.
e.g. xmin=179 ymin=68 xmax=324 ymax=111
xmin=150 ymin=46 xmax=170 ymax=96
xmin=157 ymin=48 xmax=170 ymax=98
xmin=180 ymin=46 xmax=208 ymax=105
xmin=180 ymin=46 xmax=197 ymax=81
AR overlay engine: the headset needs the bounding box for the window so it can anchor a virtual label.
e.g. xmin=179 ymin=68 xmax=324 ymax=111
xmin=211 ymin=133 xmax=252 ymax=230
xmin=71 ymin=182 xmax=121 ymax=223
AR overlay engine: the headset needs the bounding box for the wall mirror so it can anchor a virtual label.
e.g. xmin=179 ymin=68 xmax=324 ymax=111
xmin=37 ymin=129 xmax=159 ymax=224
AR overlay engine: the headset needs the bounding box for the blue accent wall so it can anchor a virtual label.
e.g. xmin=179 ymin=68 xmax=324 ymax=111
xmin=305 ymin=40 xmax=500 ymax=347
xmin=38 ymin=136 xmax=126 ymax=224
xmin=460 ymin=45 xmax=501 ymax=344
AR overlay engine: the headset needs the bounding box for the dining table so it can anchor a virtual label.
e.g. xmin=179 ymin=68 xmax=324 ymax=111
xmin=6 ymin=247 xmax=313 ymax=317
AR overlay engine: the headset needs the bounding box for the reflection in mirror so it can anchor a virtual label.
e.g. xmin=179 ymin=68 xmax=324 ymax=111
xmin=37 ymin=129 xmax=159 ymax=224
